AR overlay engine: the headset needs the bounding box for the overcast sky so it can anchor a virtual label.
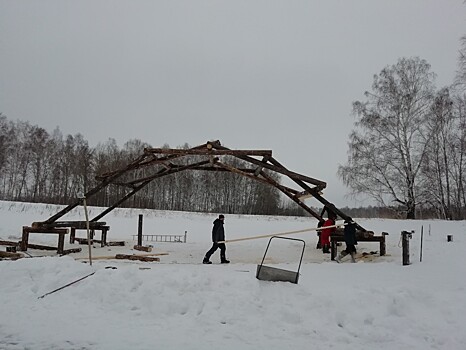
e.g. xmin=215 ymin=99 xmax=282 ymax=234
xmin=1 ymin=0 xmax=465 ymax=207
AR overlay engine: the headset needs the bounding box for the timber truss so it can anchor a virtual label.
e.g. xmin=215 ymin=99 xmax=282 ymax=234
xmin=34 ymin=140 xmax=366 ymax=232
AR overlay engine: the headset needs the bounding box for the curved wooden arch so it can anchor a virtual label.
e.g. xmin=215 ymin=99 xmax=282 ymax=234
xmin=36 ymin=140 xmax=365 ymax=232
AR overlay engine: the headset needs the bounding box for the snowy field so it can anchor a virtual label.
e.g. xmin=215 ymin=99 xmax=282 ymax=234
xmin=1 ymin=200 xmax=465 ymax=350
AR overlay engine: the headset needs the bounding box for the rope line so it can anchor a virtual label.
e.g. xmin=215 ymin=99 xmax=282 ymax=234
xmin=218 ymin=222 xmax=346 ymax=244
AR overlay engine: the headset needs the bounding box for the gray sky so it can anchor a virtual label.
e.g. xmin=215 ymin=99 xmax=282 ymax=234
xmin=1 ymin=0 xmax=465 ymax=207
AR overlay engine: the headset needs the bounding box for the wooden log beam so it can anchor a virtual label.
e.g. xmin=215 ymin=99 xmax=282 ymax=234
xmin=91 ymin=179 xmax=152 ymax=222
xmin=144 ymin=148 xmax=273 ymax=157
xmin=0 ymin=251 xmax=23 ymax=260
xmin=215 ymin=160 xmax=320 ymax=220
xmin=37 ymin=222 xmax=105 ymax=229
xmin=60 ymin=248 xmax=82 ymax=255
xmin=0 ymin=240 xmax=20 ymax=246
xmin=115 ymin=254 xmax=160 ymax=262
xmin=214 ymin=161 xmax=301 ymax=196
xmin=134 ymin=245 xmax=153 ymax=252
xmin=25 ymin=243 xmax=58 ymax=251
xmin=210 ymin=143 xmax=327 ymax=188
xmin=42 ymin=152 xmax=152 ymax=224
xmin=258 ymin=170 xmax=323 ymax=221
xmin=266 ymin=156 xmax=366 ymax=232
xmin=180 ymin=166 xmax=257 ymax=173
xmin=99 ymin=142 xmax=214 ymax=178
xmin=107 ymin=241 xmax=126 ymax=246
xmin=121 ymin=159 xmax=215 ymax=187
xmin=75 ymin=252 xmax=168 ymax=260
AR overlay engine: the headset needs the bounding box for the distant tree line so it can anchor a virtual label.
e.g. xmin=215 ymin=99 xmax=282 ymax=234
xmin=0 ymin=116 xmax=297 ymax=216
xmin=339 ymin=36 xmax=466 ymax=220
xmin=1 ymin=111 xmax=462 ymax=220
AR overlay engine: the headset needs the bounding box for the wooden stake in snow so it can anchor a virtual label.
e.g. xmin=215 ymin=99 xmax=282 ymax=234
xmin=82 ymin=196 xmax=92 ymax=266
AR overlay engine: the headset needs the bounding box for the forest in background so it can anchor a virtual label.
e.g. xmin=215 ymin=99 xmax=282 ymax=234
xmin=0 ymin=112 xmax=464 ymax=220
xmin=0 ymin=115 xmax=290 ymax=216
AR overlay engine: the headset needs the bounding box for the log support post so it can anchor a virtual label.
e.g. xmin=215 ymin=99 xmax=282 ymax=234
xmin=401 ymin=230 xmax=413 ymax=266
xmin=70 ymin=227 xmax=76 ymax=244
xmin=138 ymin=214 xmax=143 ymax=246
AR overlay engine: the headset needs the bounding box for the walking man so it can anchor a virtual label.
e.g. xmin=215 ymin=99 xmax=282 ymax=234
xmin=203 ymin=214 xmax=230 ymax=264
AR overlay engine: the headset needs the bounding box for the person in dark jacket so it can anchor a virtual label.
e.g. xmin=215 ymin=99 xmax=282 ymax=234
xmin=335 ymin=217 xmax=357 ymax=263
xmin=203 ymin=214 xmax=230 ymax=264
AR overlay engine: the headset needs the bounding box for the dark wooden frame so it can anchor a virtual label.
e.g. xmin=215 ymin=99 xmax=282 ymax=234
xmin=31 ymin=140 xmax=367 ymax=236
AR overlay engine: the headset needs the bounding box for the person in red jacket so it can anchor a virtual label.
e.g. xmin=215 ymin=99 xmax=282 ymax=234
xmin=320 ymin=212 xmax=336 ymax=254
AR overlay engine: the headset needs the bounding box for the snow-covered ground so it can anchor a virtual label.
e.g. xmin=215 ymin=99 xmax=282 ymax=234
xmin=1 ymin=200 xmax=465 ymax=350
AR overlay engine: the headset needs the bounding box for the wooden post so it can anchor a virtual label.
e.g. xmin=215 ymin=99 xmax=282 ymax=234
xmin=420 ymin=226 xmax=424 ymax=262
xmin=138 ymin=214 xmax=143 ymax=246
xmin=57 ymin=233 xmax=65 ymax=255
xmin=21 ymin=226 xmax=29 ymax=251
xmin=401 ymin=230 xmax=412 ymax=266
xmin=70 ymin=227 xmax=76 ymax=244
xmin=101 ymin=227 xmax=108 ymax=247
xmin=82 ymin=197 xmax=92 ymax=266
xmin=380 ymin=232 xmax=388 ymax=256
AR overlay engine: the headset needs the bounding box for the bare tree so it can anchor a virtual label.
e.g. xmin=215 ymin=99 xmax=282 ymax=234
xmin=422 ymin=88 xmax=454 ymax=219
xmin=450 ymin=94 xmax=466 ymax=219
xmin=455 ymin=35 xmax=466 ymax=92
xmin=338 ymin=57 xmax=436 ymax=219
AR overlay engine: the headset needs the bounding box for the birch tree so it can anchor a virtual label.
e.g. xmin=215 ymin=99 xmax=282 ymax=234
xmin=338 ymin=57 xmax=436 ymax=219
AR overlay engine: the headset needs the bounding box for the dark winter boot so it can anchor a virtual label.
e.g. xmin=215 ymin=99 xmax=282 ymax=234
xmin=203 ymin=257 xmax=212 ymax=264
xmin=322 ymin=244 xmax=330 ymax=254
xmin=220 ymin=252 xmax=230 ymax=264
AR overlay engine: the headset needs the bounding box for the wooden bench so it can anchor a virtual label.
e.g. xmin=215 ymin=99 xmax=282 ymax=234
xmin=330 ymin=232 xmax=388 ymax=260
xmin=21 ymin=226 xmax=69 ymax=254
xmin=69 ymin=226 xmax=110 ymax=247
xmin=32 ymin=221 xmax=109 ymax=247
